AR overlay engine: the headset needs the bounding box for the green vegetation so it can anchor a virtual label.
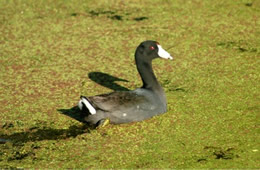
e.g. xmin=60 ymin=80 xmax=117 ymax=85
xmin=0 ymin=0 xmax=259 ymax=168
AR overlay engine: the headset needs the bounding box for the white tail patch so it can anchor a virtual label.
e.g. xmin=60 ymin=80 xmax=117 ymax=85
xmin=78 ymin=97 xmax=96 ymax=115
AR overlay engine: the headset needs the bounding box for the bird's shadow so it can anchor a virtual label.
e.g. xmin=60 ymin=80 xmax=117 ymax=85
xmin=58 ymin=72 xmax=129 ymax=123
xmin=2 ymin=73 xmax=129 ymax=144
xmin=88 ymin=72 xmax=129 ymax=91
xmin=0 ymin=123 xmax=91 ymax=144
xmin=58 ymin=106 xmax=86 ymax=123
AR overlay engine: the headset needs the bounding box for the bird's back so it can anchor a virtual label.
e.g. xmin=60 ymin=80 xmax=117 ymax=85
xmin=85 ymin=88 xmax=167 ymax=124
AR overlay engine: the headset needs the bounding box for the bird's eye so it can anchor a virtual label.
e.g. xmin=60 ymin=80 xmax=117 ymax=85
xmin=150 ymin=46 xmax=155 ymax=50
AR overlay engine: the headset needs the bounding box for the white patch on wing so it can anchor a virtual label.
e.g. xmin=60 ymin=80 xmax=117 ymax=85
xmin=123 ymin=113 xmax=127 ymax=117
xmin=78 ymin=97 xmax=96 ymax=115
xmin=157 ymin=45 xmax=173 ymax=60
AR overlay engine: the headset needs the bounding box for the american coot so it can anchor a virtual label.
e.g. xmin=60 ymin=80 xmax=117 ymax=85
xmin=78 ymin=40 xmax=173 ymax=126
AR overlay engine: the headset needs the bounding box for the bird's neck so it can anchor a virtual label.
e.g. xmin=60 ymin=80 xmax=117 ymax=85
xmin=136 ymin=60 xmax=161 ymax=91
xmin=135 ymin=52 xmax=167 ymax=105
xmin=136 ymin=60 xmax=166 ymax=105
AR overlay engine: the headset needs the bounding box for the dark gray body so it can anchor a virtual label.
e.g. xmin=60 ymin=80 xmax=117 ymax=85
xmin=84 ymin=88 xmax=167 ymax=125
xmin=79 ymin=40 xmax=172 ymax=125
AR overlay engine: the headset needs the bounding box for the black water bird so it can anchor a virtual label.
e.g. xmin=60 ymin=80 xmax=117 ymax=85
xmin=78 ymin=40 xmax=173 ymax=126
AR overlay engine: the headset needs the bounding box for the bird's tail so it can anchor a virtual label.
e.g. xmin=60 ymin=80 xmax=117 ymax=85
xmin=78 ymin=96 xmax=96 ymax=115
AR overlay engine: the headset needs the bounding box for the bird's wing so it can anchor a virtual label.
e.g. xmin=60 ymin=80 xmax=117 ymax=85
xmin=88 ymin=91 xmax=148 ymax=112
